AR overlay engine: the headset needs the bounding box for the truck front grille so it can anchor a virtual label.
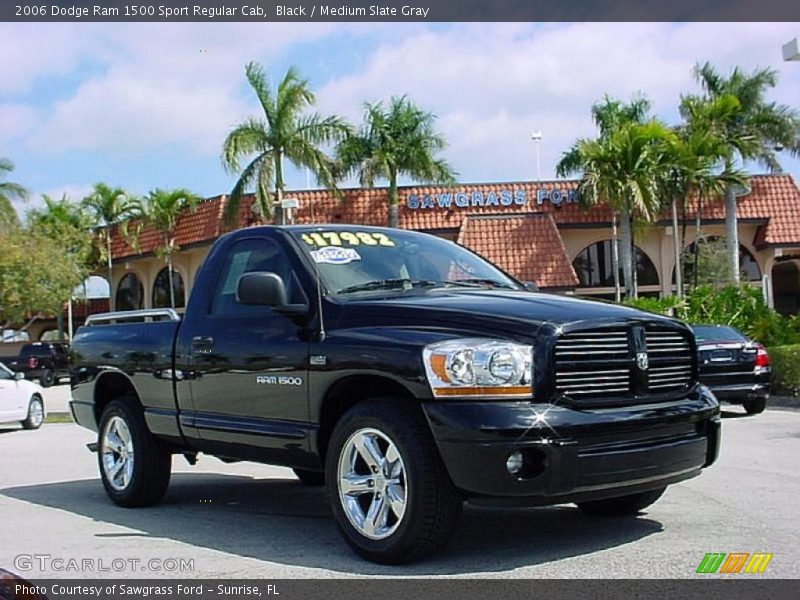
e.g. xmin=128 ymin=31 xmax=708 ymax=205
xmin=645 ymin=328 xmax=693 ymax=392
xmin=554 ymin=330 xmax=631 ymax=397
xmin=553 ymin=324 xmax=694 ymax=405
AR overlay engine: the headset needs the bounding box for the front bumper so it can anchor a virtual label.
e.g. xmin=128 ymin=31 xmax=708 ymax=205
xmin=422 ymin=385 xmax=720 ymax=506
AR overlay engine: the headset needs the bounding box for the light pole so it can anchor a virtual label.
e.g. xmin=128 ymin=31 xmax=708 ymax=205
xmin=531 ymin=130 xmax=543 ymax=181
xmin=782 ymin=38 xmax=800 ymax=61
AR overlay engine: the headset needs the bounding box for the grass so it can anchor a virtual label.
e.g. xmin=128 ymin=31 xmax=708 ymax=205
xmin=45 ymin=412 xmax=74 ymax=424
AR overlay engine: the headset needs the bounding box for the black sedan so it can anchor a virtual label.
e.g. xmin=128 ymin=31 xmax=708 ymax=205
xmin=691 ymin=324 xmax=771 ymax=414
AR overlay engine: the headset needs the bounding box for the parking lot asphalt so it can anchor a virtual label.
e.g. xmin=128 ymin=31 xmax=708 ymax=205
xmin=0 ymin=405 xmax=798 ymax=579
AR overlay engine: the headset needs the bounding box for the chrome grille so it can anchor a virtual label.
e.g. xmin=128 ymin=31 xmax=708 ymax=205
xmin=645 ymin=328 xmax=693 ymax=391
xmin=554 ymin=329 xmax=632 ymax=397
xmin=553 ymin=325 xmax=694 ymax=405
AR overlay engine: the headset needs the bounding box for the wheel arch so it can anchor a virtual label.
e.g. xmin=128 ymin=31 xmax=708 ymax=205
xmin=316 ymin=374 xmax=420 ymax=461
xmin=93 ymin=370 xmax=142 ymax=423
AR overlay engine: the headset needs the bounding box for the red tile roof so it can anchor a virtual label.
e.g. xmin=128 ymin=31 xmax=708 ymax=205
xmin=108 ymin=174 xmax=800 ymax=264
xmin=457 ymin=213 xmax=579 ymax=288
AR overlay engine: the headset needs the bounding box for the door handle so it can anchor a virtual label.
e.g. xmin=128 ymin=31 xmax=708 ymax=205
xmin=191 ymin=336 xmax=214 ymax=352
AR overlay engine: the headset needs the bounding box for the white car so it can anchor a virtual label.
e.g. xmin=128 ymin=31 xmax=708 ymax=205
xmin=0 ymin=362 xmax=45 ymax=429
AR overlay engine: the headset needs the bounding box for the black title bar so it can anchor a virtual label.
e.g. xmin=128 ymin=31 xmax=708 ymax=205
xmin=2 ymin=0 xmax=800 ymax=22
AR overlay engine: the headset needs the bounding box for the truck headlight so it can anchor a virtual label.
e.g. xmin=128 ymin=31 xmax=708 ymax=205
xmin=423 ymin=339 xmax=533 ymax=398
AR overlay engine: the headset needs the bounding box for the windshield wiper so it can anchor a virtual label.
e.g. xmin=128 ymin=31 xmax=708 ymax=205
xmin=457 ymin=278 xmax=518 ymax=289
xmin=336 ymin=279 xmax=440 ymax=294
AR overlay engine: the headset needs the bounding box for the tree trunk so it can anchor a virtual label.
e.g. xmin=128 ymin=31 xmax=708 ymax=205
xmin=672 ymin=198 xmax=683 ymax=298
xmin=106 ymin=229 xmax=114 ymax=311
xmin=725 ymin=183 xmax=740 ymax=285
xmin=619 ymin=204 xmax=634 ymax=299
xmin=694 ymin=195 xmax=702 ymax=289
xmin=274 ymin=151 xmax=285 ymax=226
xmin=167 ymin=251 xmax=176 ymax=309
xmin=611 ymin=212 xmax=621 ymax=303
xmin=388 ymin=169 xmax=399 ymax=229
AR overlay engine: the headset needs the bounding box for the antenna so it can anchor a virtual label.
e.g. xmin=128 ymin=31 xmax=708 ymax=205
xmin=313 ymin=254 xmax=326 ymax=342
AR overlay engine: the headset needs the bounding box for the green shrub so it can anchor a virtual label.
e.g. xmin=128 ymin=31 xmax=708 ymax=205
xmin=623 ymin=295 xmax=682 ymax=316
xmin=620 ymin=284 xmax=800 ymax=347
xmin=769 ymin=345 xmax=800 ymax=396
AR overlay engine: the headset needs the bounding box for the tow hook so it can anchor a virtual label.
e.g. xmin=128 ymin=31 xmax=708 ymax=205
xmin=86 ymin=442 xmax=98 ymax=453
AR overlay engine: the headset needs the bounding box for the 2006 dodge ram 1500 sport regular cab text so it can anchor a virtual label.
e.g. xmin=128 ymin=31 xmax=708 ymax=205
xmin=70 ymin=225 xmax=721 ymax=563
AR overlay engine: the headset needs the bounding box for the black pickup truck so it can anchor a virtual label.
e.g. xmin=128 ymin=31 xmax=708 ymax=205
xmin=4 ymin=342 xmax=70 ymax=387
xmin=70 ymin=225 xmax=720 ymax=564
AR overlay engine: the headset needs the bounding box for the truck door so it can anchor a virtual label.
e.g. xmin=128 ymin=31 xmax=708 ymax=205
xmin=184 ymin=234 xmax=310 ymax=457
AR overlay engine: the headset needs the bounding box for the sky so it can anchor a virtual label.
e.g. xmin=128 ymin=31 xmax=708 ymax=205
xmin=2 ymin=22 xmax=800 ymax=220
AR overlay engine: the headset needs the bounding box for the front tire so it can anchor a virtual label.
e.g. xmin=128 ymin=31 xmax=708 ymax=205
xmin=744 ymin=397 xmax=767 ymax=415
xmin=21 ymin=395 xmax=44 ymax=430
xmin=98 ymin=398 xmax=171 ymax=507
xmin=577 ymin=487 xmax=666 ymax=516
xmin=325 ymin=399 xmax=462 ymax=564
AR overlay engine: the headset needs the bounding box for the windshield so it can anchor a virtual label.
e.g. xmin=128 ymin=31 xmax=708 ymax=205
xmin=692 ymin=325 xmax=747 ymax=343
xmin=290 ymin=227 xmax=522 ymax=295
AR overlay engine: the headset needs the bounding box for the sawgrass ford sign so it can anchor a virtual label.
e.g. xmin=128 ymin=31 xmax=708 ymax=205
xmin=406 ymin=187 xmax=578 ymax=210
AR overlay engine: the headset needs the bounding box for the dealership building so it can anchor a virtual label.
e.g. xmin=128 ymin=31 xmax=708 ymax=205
xmin=20 ymin=172 xmax=799 ymax=341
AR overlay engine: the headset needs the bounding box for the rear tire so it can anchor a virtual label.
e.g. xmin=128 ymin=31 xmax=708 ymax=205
xmin=21 ymin=395 xmax=44 ymax=430
xmin=39 ymin=369 xmax=55 ymax=388
xmin=293 ymin=468 xmax=325 ymax=486
xmin=326 ymin=399 xmax=462 ymax=564
xmin=577 ymin=487 xmax=666 ymax=516
xmin=98 ymin=397 xmax=171 ymax=507
xmin=743 ymin=397 xmax=767 ymax=415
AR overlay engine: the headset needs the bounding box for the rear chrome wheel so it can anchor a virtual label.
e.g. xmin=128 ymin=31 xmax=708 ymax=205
xmin=337 ymin=427 xmax=407 ymax=540
xmin=101 ymin=416 xmax=135 ymax=491
xmin=97 ymin=398 xmax=171 ymax=507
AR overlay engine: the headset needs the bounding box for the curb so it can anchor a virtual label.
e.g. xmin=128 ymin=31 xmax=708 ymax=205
xmin=769 ymin=395 xmax=800 ymax=409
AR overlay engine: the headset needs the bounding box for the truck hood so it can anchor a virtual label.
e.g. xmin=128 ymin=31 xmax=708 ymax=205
xmin=335 ymin=289 xmax=679 ymax=335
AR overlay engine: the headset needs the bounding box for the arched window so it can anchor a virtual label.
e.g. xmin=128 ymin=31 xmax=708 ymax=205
xmin=674 ymin=238 xmax=761 ymax=284
xmin=116 ymin=273 xmax=144 ymax=311
xmin=572 ymin=240 xmax=659 ymax=288
xmin=152 ymin=267 xmax=185 ymax=308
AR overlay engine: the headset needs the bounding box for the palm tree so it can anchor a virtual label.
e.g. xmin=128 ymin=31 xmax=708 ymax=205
xmin=558 ymin=97 xmax=669 ymax=299
xmin=667 ymin=95 xmax=754 ymax=293
xmin=0 ymin=158 xmax=27 ymax=230
xmin=82 ymin=183 xmax=138 ymax=310
xmin=136 ymin=188 xmax=200 ymax=309
xmin=335 ymin=96 xmax=457 ymax=228
xmin=222 ymin=63 xmax=349 ymax=225
xmin=563 ymin=121 xmax=675 ymax=299
xmin=687 ymin=63 xmax=800 ymax=283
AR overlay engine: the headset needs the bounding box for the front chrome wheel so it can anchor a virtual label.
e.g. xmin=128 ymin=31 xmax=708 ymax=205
xmin=101 ymin=415 xmax=134 ymax=491
xmin=337 ymin=427 xmax=407 ymax=540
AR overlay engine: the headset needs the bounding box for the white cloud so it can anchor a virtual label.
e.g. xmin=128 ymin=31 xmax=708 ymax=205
xmin=3 ymin=22 xmax=800 ymax=191
xmin=316 ymin=22 xmax=800 ymax=182
xmin=22 ymin=23 xmax=344 ymax=155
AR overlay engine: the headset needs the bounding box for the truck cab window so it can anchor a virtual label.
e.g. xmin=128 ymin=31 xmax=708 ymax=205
xmin=211 ymin=238 xmax=295 ymax=315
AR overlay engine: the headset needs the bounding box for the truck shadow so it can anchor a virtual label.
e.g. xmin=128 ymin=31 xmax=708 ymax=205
xmin=2 ymin=474 xmax=663 ymax=576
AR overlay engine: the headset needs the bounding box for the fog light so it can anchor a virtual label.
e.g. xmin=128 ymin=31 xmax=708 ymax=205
xmin=506 ymin=451 xmax=524 ymax=476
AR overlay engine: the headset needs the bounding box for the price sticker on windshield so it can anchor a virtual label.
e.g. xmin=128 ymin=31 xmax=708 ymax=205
xmin=300 ymin=231 xmax=396 ymax=247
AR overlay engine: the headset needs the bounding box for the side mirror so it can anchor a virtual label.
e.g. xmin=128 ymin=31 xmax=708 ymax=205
xmin=14 ymin=372 xmax=24 ymax=381
xmin=236 ymin=272 xmax=308 ymax=315
xmin=523 ymin=281 xmax=539 ymax=292
xmin=237 ymin=272 xmax=288 ymax=306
